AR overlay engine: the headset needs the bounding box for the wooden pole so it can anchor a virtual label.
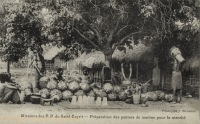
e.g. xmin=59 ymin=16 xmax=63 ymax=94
xmin=121 ymin=63 xmax=126 ymax=80
xmin=198 ymin=10 xmax=200 ymax=100
xmin=128 ymin=63 xmax=132 ymax=80
xmin=195 ymin=0 xmax=200 ymax=99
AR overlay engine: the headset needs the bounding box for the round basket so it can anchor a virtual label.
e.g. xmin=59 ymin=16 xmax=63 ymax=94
xmin=133 ymin=94 xmax=141 ymax=105
xmin=39 ymin=81 xmax=48 ymax=89
xmin=30 ymin=96 xmax=41 ymax=104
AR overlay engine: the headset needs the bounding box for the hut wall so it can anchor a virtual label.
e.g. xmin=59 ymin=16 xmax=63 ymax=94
xmin=88 ymin=68 xmax=102 ymax=83
xmin=53 ymin=56 xmax=67 ymax=69
xmin=45 ymin=60 xmax=54 ymax=71
xmin=112 ymin=61 xmax=153 ymax=82
xmin=54 ymin=56 xmax=61 ymax=69
xmin=67 ymin=60 xmax=81 ymax=74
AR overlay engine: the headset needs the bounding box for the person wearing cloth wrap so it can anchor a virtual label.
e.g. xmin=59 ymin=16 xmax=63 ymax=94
xmin=170 ymin=46 xmax=185 ymax=103
xmin=30 ymin=39 xmax=45 ymax=92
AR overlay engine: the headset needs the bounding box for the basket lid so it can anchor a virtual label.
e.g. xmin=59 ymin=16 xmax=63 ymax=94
xmin=32 ymin=93 xmax=41 ymax=97
xmin=31 ymin=96 xmax=41 ymax=99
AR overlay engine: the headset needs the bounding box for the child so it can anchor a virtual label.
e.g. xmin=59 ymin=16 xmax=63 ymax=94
xmin=53 ymin=68 xmax=65 ymax=82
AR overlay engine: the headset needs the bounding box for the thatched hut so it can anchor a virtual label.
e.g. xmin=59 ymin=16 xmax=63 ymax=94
xmin=42 ymin=45 xmax=67 ymax=71
xmin=112 ymin=41 xmax=155 ymax=81
xmin=75 ymin=51 xmax=106 ymax=82
xmin=75 ymin=41 xmax=155 ymax=83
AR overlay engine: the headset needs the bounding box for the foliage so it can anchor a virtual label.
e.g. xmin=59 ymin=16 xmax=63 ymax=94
xmin=2 ymin=0 xmax=200 ymax=64
xmin=49 ymin=0 xmax=200 ymax=63
xmin=2 ymin=2 xmax=77 ymax=62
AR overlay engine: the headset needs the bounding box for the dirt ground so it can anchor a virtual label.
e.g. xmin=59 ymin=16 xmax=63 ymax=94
xmin=0 ymin=68 xmax=199 ymax=124
xmin=0 ymin=97 xmax=199 ymax=124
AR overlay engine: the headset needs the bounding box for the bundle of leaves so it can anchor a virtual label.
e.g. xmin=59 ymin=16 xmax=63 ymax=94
xmin=39 ymin=88 xmax=50 ymax=99
xmin=90 ymin=82 xmax=102 ymax=89
xmin=50 ymin=89 xmax=63 ymax=102
xmin=81 ymin=79 xmax=90 ymax=84
xmin=68 ymin=81 xmax=80 ymax=92
xmin=146 ymin=92 xmax=158 ymax=101
xmin=47 ymin=79 xmax=58 ymax=90
xmin=58 ymin=81 xmax=68 ymax=91
xmin=107 ymin=93 xmax=118 ymax=101
xmin=103 ymin=83 xmax=113 ymax=94
xmin=87 ymin=90 xmax=96 ymax=97
xmin=80 ymin=83 xmax=91 ymax=92
xmin=74 ymin=90 xmax=85 ymax=96
xmin=165 ymin=94 xmax=173 ymax=102
xmin=62 ymin=90 xmax=73 ymax=100
xmin=118 ymin=91 xmax=128 ymax=101
xmin=155 ymin=91 xmax=165 ymax=101
xmin=113 ymin=85 xmax=122 ymax=94
xmin=95 ymin=89 xmax=107 ymax=98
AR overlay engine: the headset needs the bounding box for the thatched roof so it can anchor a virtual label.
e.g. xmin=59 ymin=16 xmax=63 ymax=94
xmin=183 ymin=54 xmax=200 ymax=70
xmin=75 ymin=42 xmax=153 ymax=68
xmin=112 ymin=41 xmax=151 ymax=62
xmin=75 ymin=51 xmax=105 ymax=68
xmin=75 ymin=52 xmax=88 ymax=65
xmin=43 ymin=45 xmax=66 ymax=60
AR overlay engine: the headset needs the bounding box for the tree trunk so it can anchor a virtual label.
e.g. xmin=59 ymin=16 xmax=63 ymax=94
xmin=103 ymin=47 xmax=114 ymax=67
xmin=7 ymin=61 xmax=10 ymax=73
xmin=38 ymin=53 xmax=46 ymax=75
xmin=104 ymin=54 xmax=112 ymax=67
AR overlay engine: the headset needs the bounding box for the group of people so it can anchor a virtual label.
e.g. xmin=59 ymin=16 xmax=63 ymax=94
xmin=0 ymin=67 xmax=65 ymax=104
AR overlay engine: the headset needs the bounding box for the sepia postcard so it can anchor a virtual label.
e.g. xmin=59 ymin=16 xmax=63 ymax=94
xmin=0 ymin=0 xmax=199 ymax=124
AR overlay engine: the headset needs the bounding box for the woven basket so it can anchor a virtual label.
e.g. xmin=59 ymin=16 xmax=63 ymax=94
xmin=30 ymin=96 xmax=41 ymax=104
xmin=39 ymin=81 xmax=48 ymax=89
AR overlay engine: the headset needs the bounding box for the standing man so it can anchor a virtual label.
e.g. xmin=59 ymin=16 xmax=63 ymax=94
xmin=30 ymin=38 xmax=45 ymax=92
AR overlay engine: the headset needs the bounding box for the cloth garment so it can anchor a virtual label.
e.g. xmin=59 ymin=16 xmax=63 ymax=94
xmin=171 ymin=71 xmax=182 ymax=90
